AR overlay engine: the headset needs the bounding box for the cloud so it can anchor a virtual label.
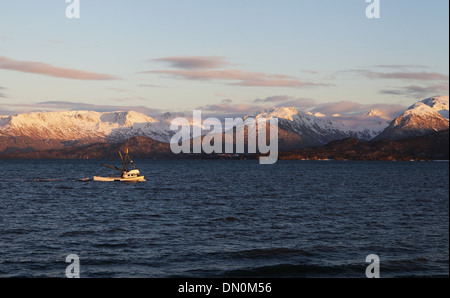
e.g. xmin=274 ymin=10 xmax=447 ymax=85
xmin=145 ymin=55 xmax=330 ymax=88
xmin=300 ymin=70 xmax=319 ymax=75
xmin=196 ymin=102 xmax=264 ymax=118
xmin=200 ymin=95 xmax=405 ymax=119
xmin=276 ymin=98 xmax=317 ymax=109
xmin=1 ymin=98 xmax=409 ymax=121
xmin=196 ymin=96 xmax=316 ymax=118
xmin=145 ymin=69 xmax=326 ymax=88
xmin=253 ymin=95 xmax=316 ymax=109
xmin=0 ymin=56 xmax=118 ymax=80
xmin=255 ymin=95 xmax=311 ymax=103
xmin=380 ymin=84 xmax=449 ymax=99
xmin=107 ymin=87 xmax=129 ymax=93
xmin=138 ymin=83 xmax=165 ymax=88
xmin=192 ymin=97 xmax=408 ymax=120
xmin=311 ymin=101 xmax=366 ymax=115
xmin=109 ymin=97 xmax=153 ymax=103
xmin=0 ymin=86 xmax=8 ymax=98
xmin=251 ymin=96 xmax=405 ymax=119
xmin=311 ymin=101 xmax=406 ymax=119
xmin=350 ymin=69 xmax=449 ymax=81
xmin=366 ymin=71 xmax=448 ymax=81
xmin=368 ymin=103 xmax=410 ymax=119
xmin=152 ymin=56 xmax=229 ymax=69
xmin=0 ymin=101 xmax=161 ymax=116
xmin=254 ymin=95 xmax=292 ymax=103
xmin=37 ymin=101 xmax=161 ymax=114
xmin=373 ymin=65 xmax=430 ymax=70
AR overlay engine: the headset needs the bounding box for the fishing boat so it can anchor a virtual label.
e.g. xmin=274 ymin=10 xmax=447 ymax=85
xmin=93 ymin=148 xmax=146 ymax=182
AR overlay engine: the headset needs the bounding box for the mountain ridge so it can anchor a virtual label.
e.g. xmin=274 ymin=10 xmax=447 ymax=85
xmin=1 ymin=96 xmax=448 ymax=155
xmin=280 ymin=129 xmax=449 ymax=161
xmin=1 ymin=130 xmax=447 ymax=161
xmin=374 ymin=96 xmax=449 ymax=141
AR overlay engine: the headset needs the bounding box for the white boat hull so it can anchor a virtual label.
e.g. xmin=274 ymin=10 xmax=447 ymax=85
xmin=93 ymin=176 xmax=146 ymax=182
xmin=96 ymin=150 xmax=145 ymax=182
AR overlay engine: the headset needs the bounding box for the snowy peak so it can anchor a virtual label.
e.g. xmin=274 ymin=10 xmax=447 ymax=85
xmin=6 ymin=110 xmax=156 ymax=129
xmin=364 ymin=110 xmax=390 ymax=120
xmin=421 ymin=95 xmax=449 ymax=109
xmin=374 ymin=96 xmax=449 ymax=141
xmin=5 ymin=111 xmax=106 ymax=140
xmin=420 ymin=96 xmax=449 ymax=119
xmin=305 ymin=111 xmax=327 ymax=118
xmin=401 ymin=102 xmax=441 ymax=119
xmin=100 ymin=111 xmax=157 ymax=127
xmin=255 ymin=107 xmax=300 ymax=121
xmin=399 ymin=96 xmax=449 ymax=121
xmin=0 ymin=110 xmax=168 ymax=143
xmin=251 ymin=106 xmax=389 ymax=146
xmin=157 ymin=112 xmax=188 ymax=121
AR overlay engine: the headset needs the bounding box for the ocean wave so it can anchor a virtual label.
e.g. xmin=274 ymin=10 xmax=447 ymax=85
xmin=180 ymin=263 xmax=365 ymax=278
xmin=229 ymin=248 xmax=315 ymax=259
xmin=216 ymin=258 xmax=450 ymax=278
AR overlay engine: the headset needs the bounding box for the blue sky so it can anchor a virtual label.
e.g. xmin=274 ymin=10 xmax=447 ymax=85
xmin=0 ymin=0 xmax=448 ymax=117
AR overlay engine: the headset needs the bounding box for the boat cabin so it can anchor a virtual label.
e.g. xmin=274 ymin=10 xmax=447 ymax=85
xmin=122 ymin=169 xmax=140 ymax=178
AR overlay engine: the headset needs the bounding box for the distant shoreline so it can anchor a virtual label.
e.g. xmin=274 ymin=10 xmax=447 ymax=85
xmin=1 ymin=129 xmax=448 ymax=161
xmin=0 ymin=156 xmax=448 ymax=162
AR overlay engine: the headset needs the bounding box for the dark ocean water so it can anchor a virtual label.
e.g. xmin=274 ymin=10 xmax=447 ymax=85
xmin=0 ymin=159 xmax=448 ymax=278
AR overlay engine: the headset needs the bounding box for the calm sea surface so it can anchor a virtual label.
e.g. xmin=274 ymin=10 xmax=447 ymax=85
xmin=0 ymin=159 xmax=448 ymax=278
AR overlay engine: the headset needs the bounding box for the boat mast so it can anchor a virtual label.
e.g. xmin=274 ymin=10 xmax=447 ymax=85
xmin=126 ymin=148 xmax=136 ymax=170
xmin=119 ymin=151 xmax=127 ymax=172
xmin=118 ymin=148 xmax=136 ymax=172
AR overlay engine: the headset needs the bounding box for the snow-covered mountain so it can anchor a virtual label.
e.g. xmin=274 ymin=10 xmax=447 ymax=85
xmin=0 ymin=106 xmax=392 ymax=152
xmin=0 ymin=110 xmax=177 ymax=144
xmin=1 ymin=96 xmax=448 ymax=153
xmin=374 ymin=96 xmax=449 ymax=141
xmin=250 ymin=107 xmax=390 ymax=147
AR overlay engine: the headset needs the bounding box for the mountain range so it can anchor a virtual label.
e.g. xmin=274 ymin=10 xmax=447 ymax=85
xmin=0 ymin=96 xmax=448 ymax=158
